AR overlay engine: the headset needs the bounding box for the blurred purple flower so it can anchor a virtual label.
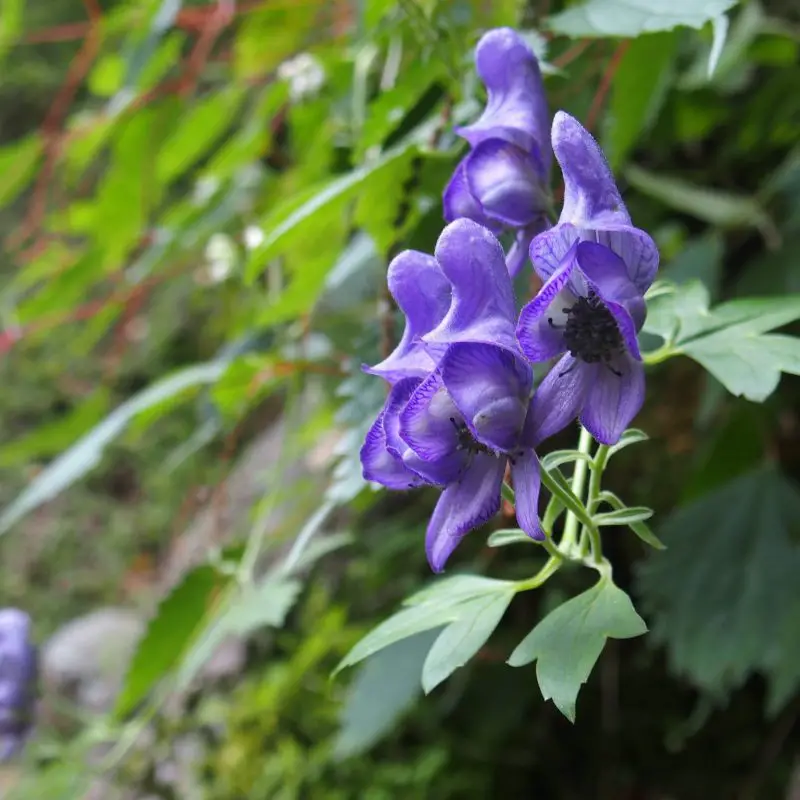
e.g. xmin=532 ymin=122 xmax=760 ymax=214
xmin=361 ymin=220 xmax=544 ymax=572
xmin=516 ymin=112 xmax=659 ymax=445
xmin=443 ymin=28 xmax=551 ymax=277
xmin=0 ymin=608 xmax=37 ymax=761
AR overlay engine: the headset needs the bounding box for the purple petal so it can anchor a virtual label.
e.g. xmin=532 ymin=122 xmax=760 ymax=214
xmin=403 ymin=448 xmax=464 ymax=486
xmin=399 ymin=372 xmax=460 ymax=462
xmin=529 ymin=222 xmax=579 ymax=280
xmin=516 ymin=247 xmax=578 ymax=362
xmin=505 ymin=219 xmax=548 ymax=278
xmin=510 ymin=447 xmax=544 ymax=540
xmin=443 ymin=158 xmax=501 ymax=232
xmin=440 ymin=342 xmax=532 ymax=452
xmin=597 ymin=225 xmax=660 ymax=296
xmin=382 ymin=377 xmax=422 ymax=456
xmin=580 ymin=356 xmax=645 ymax=445
xmin=552 ymin=111 xmax=630 ymax=229
xmin=457 ymin=28 xmax=551 ymax=177
xmin=361 ymin=396 xmax=425 ymax=490
xmin=425 ymin=454 xmax=506 ymax=572
xmin=528 ymin=354 xmax=592 ymax=445
xmin=366 ymin=250 xmax=451 ymax=383
xmin=425 ymin=219 xmax=518 ymax=352
xmin=463 ymin=140 xmax=546 ymax=227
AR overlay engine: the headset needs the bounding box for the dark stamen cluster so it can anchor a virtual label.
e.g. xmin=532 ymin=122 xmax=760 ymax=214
xmin=449 ymin=418 xmax=494 ymax=456
xmin=550 ymin=291 xmax=623 ymax=372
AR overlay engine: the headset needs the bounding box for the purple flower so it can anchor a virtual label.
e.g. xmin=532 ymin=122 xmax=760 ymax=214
xmin=361 ymin=220 xmax=544 ymax=572
xmin=0 ymin=609 xmax=37 ymax=761
xmin=516 ymin=112 xmax=659 ymax=445
xmin=443 ymin=28 xmax=551 ymax=277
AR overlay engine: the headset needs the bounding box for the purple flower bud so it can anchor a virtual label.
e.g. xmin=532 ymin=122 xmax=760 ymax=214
xmin=0 ymin=608 xmax=38 ymax=761
xmin=443 ymin=28 xmax=552 ymax=276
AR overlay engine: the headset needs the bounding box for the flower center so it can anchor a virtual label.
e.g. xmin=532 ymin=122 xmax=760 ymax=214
xmin=551 ymin=291 xmax=623 ymax=371
xmin=449 ymin=418 xmax=494 ymax=457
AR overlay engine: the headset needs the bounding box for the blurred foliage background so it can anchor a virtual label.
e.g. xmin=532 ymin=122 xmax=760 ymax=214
xmin=1 ymin=0 xmax=800 ymax=797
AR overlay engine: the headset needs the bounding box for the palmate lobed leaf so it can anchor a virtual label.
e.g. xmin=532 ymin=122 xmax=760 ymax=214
xmin=508 ymin=578 xmax=647 ymax=722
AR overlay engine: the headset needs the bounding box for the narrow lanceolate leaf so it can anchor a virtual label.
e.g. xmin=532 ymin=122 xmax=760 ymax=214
xmin=607 ymin=428 xmax=649 ymax=457
xmin=539 ymin=450 xmax=594 ymax=473
xmin=596 ymin=491 xmax=666 ymax=549
xmin=540 ymin=466 xmax=594 ymax=531
xmin=487 ymin=528 xmax=536 ymax=548
xmin=116 ymin=565 xmax=227 ymax=717
xmin=546 ymin=0 xmax=738 ymax=38
xmin=508 ymin=578 xmax=647 ymax=722
xmin=644 ymin=281 xmax=800 ymax=402
xmin=594 ymin=507 xmax=654 ymax=527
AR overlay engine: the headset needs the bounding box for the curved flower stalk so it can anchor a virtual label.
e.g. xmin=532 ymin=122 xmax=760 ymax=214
xmin=443 ymin=28 xmax=552 ymax=277
xmin=361 ymin=220 xmax=544 ymax=572
xmin=517 ymin=112 xmax=660 ymax=445
xmin=0 ymin=608 xmax=37 ymax=761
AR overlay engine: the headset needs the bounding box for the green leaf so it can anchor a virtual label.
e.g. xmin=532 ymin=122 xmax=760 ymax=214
xmin=116 ymin=564 xmax=227 ymax=717
xmin=421 ymin=588 xmax=515 ymax=693
xmin=540 ymin=465 xmax=594 ymax=531
xmin=594 ymin=507 xmax=654 ymax=526
xmin=508 ymin=578 xmax=647 ymax=721
xmin=0 ymin=361 xmax=226 ymax=536
xmin=336 ymin=575 xmax=516 ymax=673
xmin=636 ymin=466 xmax=800 ymax=707
xmin=603 ymin=32 xmax=677 ymax=169
xmin=0 ymin=134 xmax=42 ymax=205
xmin=333 ymin=630 xmax=439 ymax=760
xmin=487 ymin=528 xmax=536 ymax=548
xmin=644 ymin=282 xmax=800 ymax=401
xmin=706 ymin=13 xmax=730 ymax=78
xmin=546 ymin=0 xmax=738 ymax=37
xmin=597 ymin=491 xmax=667 ymax=549
xmin=626 ymin=164 xmax=773 ymax=233
xmin=223 ymin=577 xmax=303 ymax=635
xmin=539 ymin=450 xmax=594 ymax=472
xmin=606 ymin=428 xmax=649 ymax=457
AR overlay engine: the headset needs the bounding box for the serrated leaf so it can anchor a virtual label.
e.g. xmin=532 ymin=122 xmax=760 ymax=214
xmin=637 ymin=467 xmax=800 ymax=706
xmin=603 ymin=32 xmax=677 ymax=169
xmin=116 ymin=564 xmax=227 ymax=717
xmin=336 ymin=575 xmax=516 ymax=672
xmin=644 ymin=281 xmax=800 ymax=401
xmin=422 ymin=588 xmax=515 ymax=693
xmin=0 ymin=361 xmax=226 ymax=536
xmin=546 ymin=0 xmax=738 ymax=37
xmin=333 ymin=629 xmax=438 ymax=760
xmin=606 ymin=428 xmax=649 ymax=457
xmin=508 ymin=578 xmax=647 ymax=721
xmin=487 ymin=528 xmax=535 ymax=548
xmin=594 ymin=507 xmax=654 ymax=526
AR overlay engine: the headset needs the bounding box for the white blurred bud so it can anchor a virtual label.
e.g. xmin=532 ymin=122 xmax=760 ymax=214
xmin=204 ymin=233 xmax=236 ymax=284
xmin=243 ymin=225 xmax=265 ymax=250
xmin=277 ymin=52 xmax=325 ymax=102
xmin=192 ymin=176 xmax=220 ymax=206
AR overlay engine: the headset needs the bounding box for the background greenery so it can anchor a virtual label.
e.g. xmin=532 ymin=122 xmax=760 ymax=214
xmin=1 ymin=0 xmax=800 ymax=797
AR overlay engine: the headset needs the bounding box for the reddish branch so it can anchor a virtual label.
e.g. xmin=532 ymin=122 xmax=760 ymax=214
xmin=585 ymin=41 xmax=630 ymax=133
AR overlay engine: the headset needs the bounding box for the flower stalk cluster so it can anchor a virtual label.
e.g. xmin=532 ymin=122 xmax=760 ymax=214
xmin=360 ymin=27 xmax=659 ymax=573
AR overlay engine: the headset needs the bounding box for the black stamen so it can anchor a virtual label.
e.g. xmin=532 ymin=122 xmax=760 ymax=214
xmin=450 ymin=416 xmax=494 ymax=457
xmin=560 ymin=290 xmax=624 ymax=370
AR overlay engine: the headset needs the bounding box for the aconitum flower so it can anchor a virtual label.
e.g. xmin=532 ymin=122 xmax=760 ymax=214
xmin=0 ymin=608 xmax=37 ymax=760
xmin=362 ymin=220 xmax=543 ymax=572
xmin=516 ymin=112 xmax=659 ymax=445
xmin=443 ymin=28 xmax=551 ymax=277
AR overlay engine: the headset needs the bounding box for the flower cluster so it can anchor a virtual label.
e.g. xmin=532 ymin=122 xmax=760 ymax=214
xmin=0 ymin=608 xmax=37 ymax=761
xmin=361 ymin=28 xmax=658 ymax=572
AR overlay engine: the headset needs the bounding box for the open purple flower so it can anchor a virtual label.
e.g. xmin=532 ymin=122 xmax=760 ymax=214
xmin=516 ymin=112 xmax=659 ymax=445
xmin=361 ymin=220 xmax=544 ymax=572
xmin=443 ymin=28 xmax=551 ymax=277
xmin=0 ymin=608 xmax=37 ymax=761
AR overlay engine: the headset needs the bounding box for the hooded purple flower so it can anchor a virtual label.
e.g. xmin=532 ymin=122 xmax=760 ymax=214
xmin=361 ymin=220 xmax=544 ymax=572
xmin=516 ymin=112 xmax=659 ymax=445
xmin=443 ymin=28 xmax=551 ymax=278
xmin=0 ymin=609 xmax=37 ymax=761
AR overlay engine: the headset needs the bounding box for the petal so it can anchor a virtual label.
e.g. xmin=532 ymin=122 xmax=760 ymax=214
xmin=580 ymin=356 xmax=645 ymax=445
xmin=403 ymin=448 xmax=464 ymax=486
xmin=552 ymin=111 xmax=630 ymax=229
xmin=443 ymin=158 xmax=502 ymax=233
xmin=516 ymin=248 xmax=578 ymax=362
xmin=529 ymin=222 xmax=579 ymax=280
xmin=361 ymin=402 xmax=425 ymax=490
xmin=366 ymin=250 xmax=451 ymax=383
xmin=425 ymin=219 xmax=518 ymax=352
xmin=510 ymin=447 xmax=544 ymax=540
xmin=399 ymin=372 xmax=460 ymax=462
xmin=382 ymin=377 xmax=423 ymax=457
xmin=597 ymin=225 xmax=660 ymax=296
xmin=440 ymin=342 xmax=532 ymax=452
xmin=425 ymin=454 xmax=505 ymax=572
xmin=457 ymin=28 xmax=551 ymax=177
xmin=464 ymin=140 xmax=546 ymax=227
xmin=505 ymin=219 xmax=547 ymax=278
xmin=528 ymin=354 xmax=592 ymax=445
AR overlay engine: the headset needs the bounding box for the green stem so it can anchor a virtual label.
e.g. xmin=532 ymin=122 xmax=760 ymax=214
xmin=642 ymin=345 xmax=679 ymax=365
xmin=581 ymin=443 xmax=611 ymax=564
xmin=515 ymin=554 xmax=561 ymax=591
xmin=560 ymin=427 xmax=593 ymax=552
